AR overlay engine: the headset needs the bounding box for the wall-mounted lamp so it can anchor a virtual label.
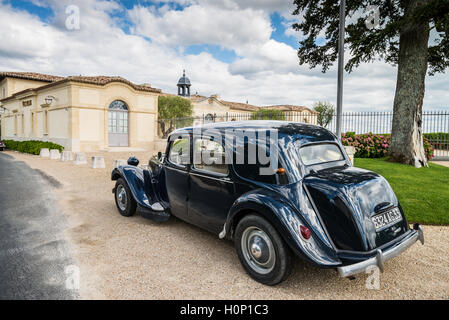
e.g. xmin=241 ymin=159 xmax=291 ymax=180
xmin=45 ymin=95 xmax=57 ymax=105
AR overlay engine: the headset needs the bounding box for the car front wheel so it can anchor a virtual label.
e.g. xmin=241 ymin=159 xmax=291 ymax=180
xmin=234 ymin=214 xmax=292 ymax=285
xmin=114 ymin=178 xmax=136 ymax=217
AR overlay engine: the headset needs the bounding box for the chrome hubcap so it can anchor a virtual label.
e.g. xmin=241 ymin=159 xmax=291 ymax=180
xmin=241 ymin=227 xmax=275 ymax=274
xmin=251 ymin=242 xmax=262 ymax=259
xmin=116 ymin=185 xmax=127 ymax=210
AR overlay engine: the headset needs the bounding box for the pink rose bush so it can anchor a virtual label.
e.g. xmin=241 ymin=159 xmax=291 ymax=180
xmin=341 ymin=132 xmax=434 ymax=160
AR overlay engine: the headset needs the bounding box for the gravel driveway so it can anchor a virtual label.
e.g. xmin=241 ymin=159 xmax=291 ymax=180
xmin=5 ymin=151 xmax=449 ymax=299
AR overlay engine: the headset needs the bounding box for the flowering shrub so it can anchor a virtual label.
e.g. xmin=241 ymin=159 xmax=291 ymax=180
xmin=341 ymin=132 xmax=434 ymax=160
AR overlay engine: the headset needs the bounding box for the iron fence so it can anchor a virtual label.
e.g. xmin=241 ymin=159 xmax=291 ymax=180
xmin=158 ymin=110 xmax=449 ymax=160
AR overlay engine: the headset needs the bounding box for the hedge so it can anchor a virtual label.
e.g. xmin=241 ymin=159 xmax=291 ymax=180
xmin=341 ymin=132 xmax=434 ymax=161
xmin=3 ymin=140 xmax=64 ymax=155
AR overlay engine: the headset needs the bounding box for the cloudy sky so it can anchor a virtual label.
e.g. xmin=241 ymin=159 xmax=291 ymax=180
xmin=0 ymin=0 xmax=447 ymax=110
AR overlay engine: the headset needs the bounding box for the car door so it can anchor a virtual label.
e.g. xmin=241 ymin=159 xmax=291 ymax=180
xmin=188 ymin=136 xmax=237 ymax=234
xmin=164 ymin=136 xmax=190 ymax=220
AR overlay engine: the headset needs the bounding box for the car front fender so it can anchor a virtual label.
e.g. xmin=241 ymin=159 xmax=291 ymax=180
xmin=112 ymin=166 xmax=170 ymax=221
xmin=111 ymin=166 xmax=147 ymax=206
xmin=225 ymin=189 xmax=341 ymax=268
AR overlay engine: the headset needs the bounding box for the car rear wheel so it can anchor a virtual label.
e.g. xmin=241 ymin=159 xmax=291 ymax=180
xmin=114 ymin=178 xmax=136 ymax=217
xmin=234 ymin=214 xmax=292 ymax=285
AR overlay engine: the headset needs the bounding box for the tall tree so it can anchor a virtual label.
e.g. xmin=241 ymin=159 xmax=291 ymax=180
xmin=292 ymin=0 xmax=449 ymax=167
xmin=313 ymin=101 xmax=335 ymax=127
xmin=158 ymin=96 xmax=193 ymax=138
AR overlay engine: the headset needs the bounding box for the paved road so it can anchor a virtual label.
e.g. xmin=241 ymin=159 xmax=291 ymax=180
xmin=0 ymin=153 xmax=78 ymax=299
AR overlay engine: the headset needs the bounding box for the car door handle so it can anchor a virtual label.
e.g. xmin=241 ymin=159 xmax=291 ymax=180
xmin=220 ymin=177 xmax=233 ymax=184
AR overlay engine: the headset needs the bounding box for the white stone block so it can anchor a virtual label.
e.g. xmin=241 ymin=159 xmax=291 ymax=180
xmin=49 ymin=149 xmax=60 ymax=160
xmin=91 ymin=156 xmax=106 ymax=169
xmin=73 ymin=152 xmax=87 ymax=165
xmin=60 ymin=151 xmax=73 ymax=162
xmin=39 ymin=148 xmax=50 ymax=158
xmin=112 ymin=159 xmax=127 ymax=168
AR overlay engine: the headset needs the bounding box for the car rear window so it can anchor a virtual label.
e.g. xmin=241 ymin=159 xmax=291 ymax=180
xmin=298 ymin=143 xmax=344 ymax=166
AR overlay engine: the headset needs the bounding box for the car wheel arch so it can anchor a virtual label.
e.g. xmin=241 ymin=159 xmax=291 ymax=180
xmin=226 ymin=202 xmax=297 ymax=252
xmin=226 ymin=196 xmax=341 ymax=267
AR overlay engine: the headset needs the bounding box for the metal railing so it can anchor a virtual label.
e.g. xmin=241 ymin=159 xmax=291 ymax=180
xmin=158 ymin=110 xmax=449 ymax=160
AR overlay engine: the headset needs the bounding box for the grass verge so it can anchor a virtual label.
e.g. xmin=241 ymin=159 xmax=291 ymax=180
xmin=355 ymin=158 xmax=449 ymax=225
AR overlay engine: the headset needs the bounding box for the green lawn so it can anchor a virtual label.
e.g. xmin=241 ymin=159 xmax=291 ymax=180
xmin=354 ymin=158 xmax=449 ymax=226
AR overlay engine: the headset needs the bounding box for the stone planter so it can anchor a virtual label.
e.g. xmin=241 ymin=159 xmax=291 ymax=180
xmin=39 ymin=148 xmax=50 ymax=158
xmin=60 ymin=151 xmax=73 ymax=162
xmin=49 ymin=149 xmax=60 ymax=160
xmin=73 ymin=152 xmax=87 ymax=165
xmin=91 ymin=156 xmax=106 ymax=169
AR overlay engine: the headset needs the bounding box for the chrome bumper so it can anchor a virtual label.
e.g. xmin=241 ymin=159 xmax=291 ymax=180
xmin=337 ymin=225 xmax=424 ymax=278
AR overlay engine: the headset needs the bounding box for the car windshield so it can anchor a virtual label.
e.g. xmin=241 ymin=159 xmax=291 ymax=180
xmin=298 ymin=143 xmax=344 ymax=166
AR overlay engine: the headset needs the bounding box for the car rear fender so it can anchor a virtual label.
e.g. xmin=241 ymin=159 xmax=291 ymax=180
xmin=225 ymin=189 xmax=341 ymax=268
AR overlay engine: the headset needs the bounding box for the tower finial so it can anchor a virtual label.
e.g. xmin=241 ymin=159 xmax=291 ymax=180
xmin=183 ymin=69 xmax=185 ymax=77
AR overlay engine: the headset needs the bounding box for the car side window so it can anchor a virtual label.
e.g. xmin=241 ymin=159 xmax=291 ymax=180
xmin=233 ymin=142 xmax=283 ymax=184
xmin=193 ymin=138 xmax=228 ymax=175
xmin=168 ymin=138 xmax=190 ymax=166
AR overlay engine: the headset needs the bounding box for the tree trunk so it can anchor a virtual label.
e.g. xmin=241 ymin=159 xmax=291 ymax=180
xmin=389 ymin=0 xmax=430 ymax=167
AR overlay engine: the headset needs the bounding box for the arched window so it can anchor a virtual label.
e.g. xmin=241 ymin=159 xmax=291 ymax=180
xmin=109 ymin=100 xmax=128 ymax=111
xmin=108 ymin=100 xmax=129 ymax=147
xmin=204 ymin=113 xmax=214 ymax=124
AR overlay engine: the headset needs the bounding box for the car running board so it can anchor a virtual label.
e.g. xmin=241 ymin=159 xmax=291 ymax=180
xmin=138 ymin=204 xmax=171 ymax=222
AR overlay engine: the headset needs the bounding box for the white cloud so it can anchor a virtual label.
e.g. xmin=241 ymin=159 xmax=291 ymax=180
xmin=0 ymin=0 xmax=446 ymax=111
xmin=128 ymin=4 xmax=272 ymax=52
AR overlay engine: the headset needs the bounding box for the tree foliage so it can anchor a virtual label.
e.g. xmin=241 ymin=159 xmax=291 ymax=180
xmin=250 ymin=109 xmax=286 ymax=121
xmin=158 ymin=96 xmax=194 ymax=138
xmin=292 ymin=0 xmax=449 ymax=75
xmin=293 ymin=0 xmax=449 ymax=167
xmin=313 ymin=101 xmax=335 ymax=127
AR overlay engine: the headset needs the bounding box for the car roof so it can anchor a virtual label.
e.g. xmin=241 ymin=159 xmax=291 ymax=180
xmin=170 ymin=120 xmax=337 ymax=143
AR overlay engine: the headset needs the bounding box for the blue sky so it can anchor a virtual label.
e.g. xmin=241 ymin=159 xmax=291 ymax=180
xmin=5 ymin=0 xmax=298 ymax=65
xmin=0 ymin=0 xmax=447 ymax=110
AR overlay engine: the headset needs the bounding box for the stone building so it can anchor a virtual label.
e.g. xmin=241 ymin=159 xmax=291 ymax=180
xmin=173 ymin=71 xmax=318 ymax=125
xmin=0 ymin=72 xmax=160 ymax=152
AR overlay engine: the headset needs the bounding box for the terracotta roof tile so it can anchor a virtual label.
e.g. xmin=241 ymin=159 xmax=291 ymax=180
xmin=219 ymin=100 xmax=260 ymax=111
xmin=0 ymin=72 xmax=161 ymax=98
xmin=189 ymin=94 xmax=207 ymax=102
xmin=262 ymin=104 xmax=317 ymax=114
xmin=0 ymin=71 xmax=64 ymax=82
xmin=65 ymin=75 xmax=161 ymax=93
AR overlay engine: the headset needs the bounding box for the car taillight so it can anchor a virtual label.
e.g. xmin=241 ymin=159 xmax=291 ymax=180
xmin=300 ymin=225 xmax=311 ymax=240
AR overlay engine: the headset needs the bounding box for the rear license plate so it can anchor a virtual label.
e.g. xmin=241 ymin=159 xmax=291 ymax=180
xmin=371 ymin=207 xmax=402 ymax=231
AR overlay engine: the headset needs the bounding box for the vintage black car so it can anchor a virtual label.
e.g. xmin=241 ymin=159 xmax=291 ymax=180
xmin=111 ymin=121 xmax=424 ymax=285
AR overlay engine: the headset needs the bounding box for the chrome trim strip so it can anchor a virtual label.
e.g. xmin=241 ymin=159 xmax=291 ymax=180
xmin=165 ymin=165 xmax=187 ymax=173
xmin=190 ymin=172 xmax=233 ymax=183
xmin=337 ymin=228 xmax=423 ymax=278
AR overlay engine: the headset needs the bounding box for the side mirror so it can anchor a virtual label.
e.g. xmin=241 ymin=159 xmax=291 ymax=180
xmin=157 ymin=151 xmax=162 ymax=160
xmin=128 ymin=156 xmax=139 ymax=166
